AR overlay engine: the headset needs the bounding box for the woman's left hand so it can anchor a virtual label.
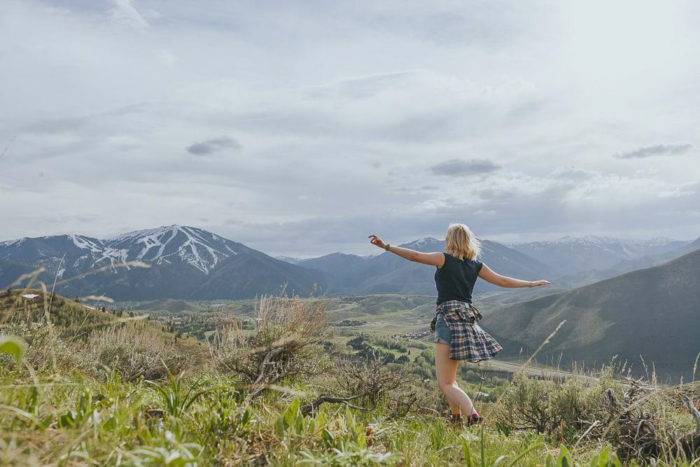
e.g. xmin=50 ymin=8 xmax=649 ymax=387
xmin=529 ymin=279 xmax=551 ymax=287
xmin=368 ymin=234 xmax=387 ymax=250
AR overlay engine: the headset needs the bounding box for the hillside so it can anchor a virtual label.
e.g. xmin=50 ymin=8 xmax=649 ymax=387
xmin=0 ymin=288 xmax=205 ymax=380
xmin=482 ymin=249 xmax=700 ymax=379
xmin=0 ymin=288 xmax=114 ymax=330
xmin=300 ymin=237 xmax=550 ymax=295
xmin=0 ymin=226 xmax=326 ymax=300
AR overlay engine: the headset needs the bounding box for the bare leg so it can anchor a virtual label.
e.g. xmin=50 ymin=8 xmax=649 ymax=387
xmin=435 ymin=342 xmax=475 ymax=416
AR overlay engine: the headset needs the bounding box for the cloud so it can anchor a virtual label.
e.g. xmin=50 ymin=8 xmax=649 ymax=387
xmin=22 ymin=116 xmax=87 ymax=135
xmin=550 ymin=167 xmax=596 ymax=181
xmin=186 ymin=137 xmax=241 ymax=156
xmin=614 ymin=144 xmax=693 ymax=159
xmin=430 ymin=159 xmax=501 ymax=177
xmin=304 ymin=71 xmax=419 ymax=100
xmin=476 ymin=188 xmax=517 ymax=201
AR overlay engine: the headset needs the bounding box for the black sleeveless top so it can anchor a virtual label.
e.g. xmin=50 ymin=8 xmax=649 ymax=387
xmin=435 ymin=253 xmax=483 ymax=305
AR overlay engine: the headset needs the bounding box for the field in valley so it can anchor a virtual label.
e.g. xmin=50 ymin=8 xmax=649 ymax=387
xmin=119 ymin=294 xmax=624 ymax=382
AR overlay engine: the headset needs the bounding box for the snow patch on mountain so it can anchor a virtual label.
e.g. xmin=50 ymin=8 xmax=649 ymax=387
xmin=401 ymin=237 xmax=442 ymax=250
xmin=513 ymin=235 xmax=682 ymax=249
xmin=507 ymin=235 xmax=690 ymax=276
xmin=0 ymin=238 xmax=24 ymax=247
xmin=103 ymin=225 xmax=239 ymax=274
xmin=70 ymin=234 xmax=104 ymax=254
xmin=94 ymin=247 xmax=130 ymax=268
xmin=0 ymin=226 xmax=244 ymax=275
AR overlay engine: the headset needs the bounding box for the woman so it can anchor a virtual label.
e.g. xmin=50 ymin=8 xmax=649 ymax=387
xmin=369 ymin=224 xmax=549 ymax=425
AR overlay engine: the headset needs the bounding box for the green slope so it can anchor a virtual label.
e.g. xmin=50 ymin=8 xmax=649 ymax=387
xmin=483 ymin=249 xmax=700 ymax=379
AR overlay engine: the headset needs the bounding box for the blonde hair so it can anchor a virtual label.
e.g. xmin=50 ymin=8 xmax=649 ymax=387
xmin=444 ymin=223 xmax=481 ymax=261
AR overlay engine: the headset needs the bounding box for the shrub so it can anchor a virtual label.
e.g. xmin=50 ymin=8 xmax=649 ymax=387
xmin=490 ymin=368 xmax=698 ymax=462
xmin=86 ymin=321 xmax=199 ymax=381
xmin=210 ymin=296 xmax=330 ymax=395
xmin=493 ymin=372 xmax=617 ymax=442
xmin=332 ymin=358 xmax=406 ymax=408
xmin=9 ymin=324 xmax=86 ymax=373
xmin=347 ymin=334 xmax=369 ymax=351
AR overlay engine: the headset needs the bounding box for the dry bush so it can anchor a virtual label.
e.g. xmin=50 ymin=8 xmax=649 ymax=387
xmin=27 ymin=327 xmax=86 ymax=373
xmin=291 ymin=353 xmax=443 ymax=420
xmin=332 ymin=358 xmax=406 ymax=408
xmin=298 ymin=358 xmax=436 ymax=418
xmin=0 ymin=323 xmax=86 ymax=374
xmin=493 ymin=372 xmax=621 ymax=441
xmin=385 ymin=376 xmax=442 ymax=418
xmin=495 ymin=371 xmax=700 ymax=462
xmin=255 ymin=296 xmax=327 ymax=344
xmin=85 ymin=320 xmax=201 ymax=381
xmin=210 ymin=296 xmax=330 ymax=395
xmin=605 ymin=379 xmax=700 ymax=462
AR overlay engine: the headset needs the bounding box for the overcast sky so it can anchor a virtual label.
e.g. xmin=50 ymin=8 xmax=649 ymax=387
xmin=2 ymin=1 xmax=699 ymax=257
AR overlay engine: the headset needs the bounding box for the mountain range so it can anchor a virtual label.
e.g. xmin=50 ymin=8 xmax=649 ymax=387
xmin=508 ymin=235 xmax=690 ymax=277
xmin=1 ymin=226 xmax=697 ymax=303
xmin=506 ymin=236 xmax=693 ymax=289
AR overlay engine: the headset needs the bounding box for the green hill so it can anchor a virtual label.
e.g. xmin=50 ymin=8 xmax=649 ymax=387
xmin=0 ymin=288 xmax=205 ymax=380
xmin=482 ymin=249 xmax=700 ymax=380
xmin=0 ymin=288 xmax=114 ymax=330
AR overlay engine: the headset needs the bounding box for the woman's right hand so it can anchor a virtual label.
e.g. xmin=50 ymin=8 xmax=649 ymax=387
xmin=368 ymin=234 xmax=387 ymax=250
xmin=529 ymin=279 xmax=551 ymax=287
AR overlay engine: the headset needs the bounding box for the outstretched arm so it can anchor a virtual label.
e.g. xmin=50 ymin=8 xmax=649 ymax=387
xmin=478 ymin=263 xmax=550 ymax=288
xmin=368 ymin=234 xmax=444 ymax=267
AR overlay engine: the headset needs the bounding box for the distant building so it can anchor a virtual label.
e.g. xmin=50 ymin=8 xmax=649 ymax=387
xmin=21 ymin=293 xmax=41 ymax=303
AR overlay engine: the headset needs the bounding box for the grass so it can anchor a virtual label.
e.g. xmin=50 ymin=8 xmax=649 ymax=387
xmin=2 ymin=372 xmax=687 ymax=465
xmin=1 ymin=288 xmax=699 ymax=465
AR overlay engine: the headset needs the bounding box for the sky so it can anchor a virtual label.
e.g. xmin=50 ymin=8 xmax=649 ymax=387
xmin=1 ymin=0 xmax=699 ymax=257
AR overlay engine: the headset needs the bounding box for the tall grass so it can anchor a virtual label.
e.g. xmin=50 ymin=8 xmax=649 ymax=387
xmin=210 ymin=295 xmax=330 ymax=398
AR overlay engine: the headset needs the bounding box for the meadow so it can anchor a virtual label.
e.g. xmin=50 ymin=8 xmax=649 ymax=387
xmin=1 ymin=289 xmax=699 ymax=466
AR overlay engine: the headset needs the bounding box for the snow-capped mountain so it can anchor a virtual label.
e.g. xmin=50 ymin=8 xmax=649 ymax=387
xmin=0 ymin=234 xmax=108 ymax=280
xmin=103 ymin=225 xmax=243 ymax=274
xmin=0 ymin=226 xmax=326 ymax=300
xmin=0 ymin=226 xmax=244 ymax=277
xmin=508 ymin=235 xmax=691 ymax=277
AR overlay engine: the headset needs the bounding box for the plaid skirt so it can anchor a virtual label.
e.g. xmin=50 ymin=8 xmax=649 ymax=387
xmin=431 ymin=300 xmax=503 ymax=362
